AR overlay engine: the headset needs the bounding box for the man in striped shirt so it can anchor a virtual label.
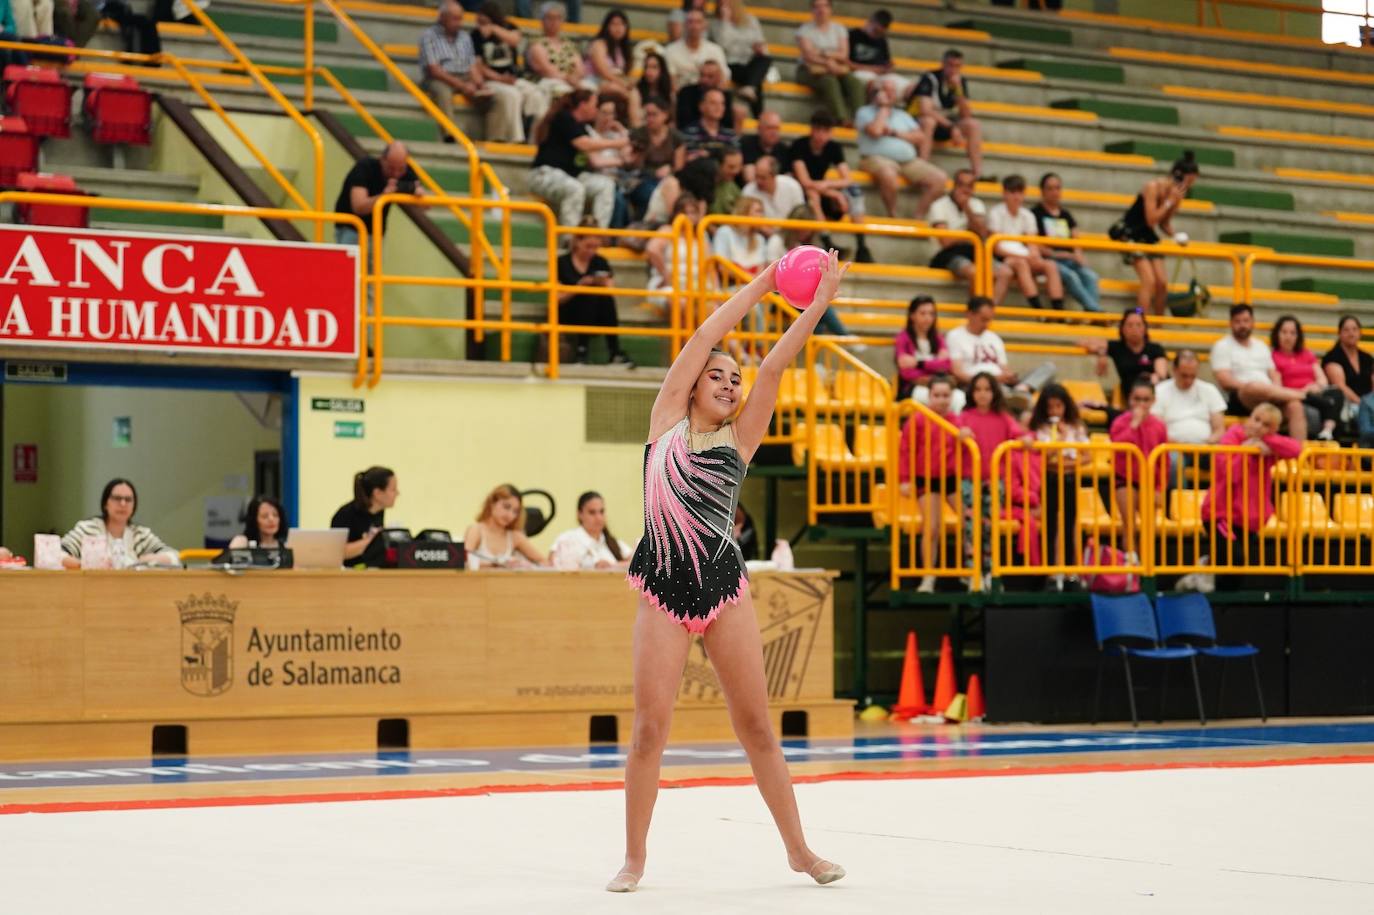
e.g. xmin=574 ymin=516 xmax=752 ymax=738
xmin=419 ymin=1 xmax=525 ymax=143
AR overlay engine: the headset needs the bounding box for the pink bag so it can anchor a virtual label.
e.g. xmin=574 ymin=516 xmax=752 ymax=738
xmin=1081 ymin=542 xmax=1139 ymax=594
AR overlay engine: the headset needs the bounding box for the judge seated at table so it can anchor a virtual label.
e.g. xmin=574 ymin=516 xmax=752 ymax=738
xmin=60 ymin=479 xmax=181 ymax=569
xmin=330 ymin=466 xmax=398 ymax=567
xmin=550 ymin=491 xmax=633 ymax=570
xmin=229 ymin=496 xmax=288 ymax=550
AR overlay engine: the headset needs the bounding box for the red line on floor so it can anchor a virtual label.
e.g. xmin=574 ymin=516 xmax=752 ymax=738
xmin=5 ymin=753 xmax=1373 ymax=816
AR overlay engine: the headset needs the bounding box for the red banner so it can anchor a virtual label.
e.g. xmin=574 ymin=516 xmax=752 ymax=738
xmin=0 ymin=225 xmax=359 ymax=358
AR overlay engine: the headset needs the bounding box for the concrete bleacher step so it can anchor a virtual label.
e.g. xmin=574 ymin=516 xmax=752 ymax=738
xmin=209 ymin=9 xmax=339 ymax=43
xmin=333 ymin=110 xmax=436 ymax=144
xmin=1219 ymin=231 xmax=1355 ymax=258
xmin=264 ymin=59 xmax=388 ymax=92
xmin=999 ymin=58 xmax=1125 ymax=84
xmin=1280 ymin=277 xmax=1374 ymax=301
xmin=947 ymin=18 xmax=1073 ymax=46
xmin=1189 ymin=184 xmax=1295 ymax=212
xmin=1051 ymin=98 xmax=1179 ymax=125
xmin=1104 ymin=140 xmax=1236 ymax=169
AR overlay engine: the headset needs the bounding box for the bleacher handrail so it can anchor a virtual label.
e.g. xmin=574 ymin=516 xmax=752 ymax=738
xmin=804 ymin=338 xmax=894 ymax=524
xmin=1195 ymin=0 xmax=1324 ymax=36
xmin=1242 ymin=251 xmax=1374 ymax=306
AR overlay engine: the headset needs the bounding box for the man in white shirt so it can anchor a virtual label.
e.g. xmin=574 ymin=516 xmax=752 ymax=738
xmin=927 ymin=168 xmax=1010 ymax=294
xmin=1153 ymin=350 xmax=1225 ymax=444
xmin=1209 ymin=303 xmax=1305 ymax=428
xmin=741 ymin=155 xmax=805 ymax=226
xmin=945 ymin=296 xmax=1054 ymax=399
xmin=986 ymin=174 xmax=1063 ymax=310
xmin=663 ymin=8 xmax=728 ymax=86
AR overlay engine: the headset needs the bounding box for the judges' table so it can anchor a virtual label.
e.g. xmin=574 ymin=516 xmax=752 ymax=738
xmin=0 ymin=569 xmax=849 ymax=761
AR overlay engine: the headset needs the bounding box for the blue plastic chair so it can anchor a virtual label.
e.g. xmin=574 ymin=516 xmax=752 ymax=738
xmin=1090 ymin=593 xmax=1206 ymax=727
xmin=1155 ymin=592 xmax=1266 ymax=722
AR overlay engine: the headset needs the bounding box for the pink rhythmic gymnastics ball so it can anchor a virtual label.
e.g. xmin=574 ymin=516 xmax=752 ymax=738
xmin=775 ymin=245 xmax=829 ymax=309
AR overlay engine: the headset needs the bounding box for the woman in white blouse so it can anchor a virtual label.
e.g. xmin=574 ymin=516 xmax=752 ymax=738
xmin=551 ymin=491 xmax=634 ymax=570
xmin=60 ymin=478 xmax=180 ymax=569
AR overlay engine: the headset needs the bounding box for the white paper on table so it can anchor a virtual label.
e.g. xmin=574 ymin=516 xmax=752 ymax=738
xmin=33 ymin=534 xmax=64 ymax=570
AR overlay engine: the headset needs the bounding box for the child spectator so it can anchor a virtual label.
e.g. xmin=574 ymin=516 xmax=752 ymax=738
xmin=848 ymin=10 xmax=910 ymax=101
xmin=894 ymin=294 xmax=960 ymax=409
xmin=987 ymin=175 xmax=1064 ymax=310
xmin=1033 ymin=172 xmax=1101 ymax=313
xmin=1110 ymin=378 xmax=1168 ymax=561
xmin=464 ymin=484 xmax=548 ymax=568
xmin=787 ymin=110 xmax=872 ymax=262
xmin=928 ymin=168 xmax=1011 ymax=295
xmin=898 ymin=374 xmax=962 ymax=593
xmin=1027 ymin=383 xmax=1088 ymax=589
xmin=1201 ymin=403 xmax=1301 ymax=539
xmin=958 ymin=371 xmax=1029 ymax=588
xmin=909 ymin=48 xmax=983 ymax=178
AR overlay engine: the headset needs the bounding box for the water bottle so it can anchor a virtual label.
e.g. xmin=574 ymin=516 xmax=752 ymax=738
xmin=770 ymin=538 xmax=794 ymax=571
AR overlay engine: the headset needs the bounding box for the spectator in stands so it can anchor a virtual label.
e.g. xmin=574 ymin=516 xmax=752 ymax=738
xmin=587 ymin=95 xmax=631 ymax=226
xmin=1322 ymin=314 xmax=1374 ymax=419
xmin=946 ymin=296 xmax=1055 ymax=403
xmin=665 ymin=0 xmax=706 ymax=44
xmin=526 ymin=1 xmax=591 ymax=106
xmin=1033 ymin=172 xmax=1101 ymax=313
xmin=585 ymin=9 xmax=634 ymax=112
xmin=473 ymin=2 xmax=550 ymax=140
xmin=515 ymin=0 xmax=578 ymax=23
xmin=229 ymin=496 xmax=288 ymax=550
xmin=625 ymin=95 xmax=681 ymax=218
xmin=895 ymin=294 xmax=961 ymax=411
xmin=909 ymin=49 xmax=983 ymax=178
xmin=645 ymin=192 xmax=705 ymax=302
xmin=988 ymin=175 xmax=1064 ymax=310
xmin=331 ymin=466 xmax=398 ymax=566
xmin=558 ymin=219 xmax=633 ymax=365
xmin=710 ymin=148 xmax=745 ymax=214
xmin=13 ymin=0 xmax=52 ymax=37
xmin=333 ymin=142 xmax=421 ymax=245
xmin=1201 ymin=403 xmax=1300 ymax=537
xmin=1210 ymin=304 xmax=1306 ymax=432
xmin=681 ymin=87 xmax=738 ymax=161
xmin=676 ymin=59 xmax=736 ymax=131
xmin=420 ymin=1 xmax=523 ymax=144
xmin=795 ymin=0 xmax=864 ymax=125
xmin=55 ymin=0 xmax=100 ymax=47
xmin=713 ymin=195 xmax=785 ymax=276
xmin=1360 ymin=394 xmax=1374 ymax=448
xmin=1152 ymin=349 xmax=1225 ymax=489
xmin=551 ymin=491 xmax=633 ymax=570
xmin=664 ymin=7 xmax=727 ymax=87
xmin=1114 ymin=151 xmax=1198 ymax=315
xmin=787 ymin=110 xmax=872 ymax=262
xmin=465 ymin=484 xmax=547 ymax=568
xmin=59 ymin=478 xmax=180 ymax=569
xmin=1271 ymin=315 xmax=1342 ymax=441
xmin=528 ymin=89 xmax=628 ymax=228
xmin=855 ymin=80 xmax=946 ymax=221
xmin=741 ymin=155 xmax=806 ymax=227
xmin=898 ymin=374 xmax=962 ymax=593
xmin=1080 ymin=306 xmax=1169 ymax=402
xmin=849 ymin=9 xmax=910 ymax=101
xmin=629 ymin=51 xmax=675 ymax=127
xmin=1110 ymin=378 xmax=1167 ymax=562
xmin=1028 ymin=383 xmax=1088 ymax=589
xmin=740 ymin=111 xmax=786 ymax=184
xmin=958 ymin=371 xmax=1030 ymax=586
xmin=712 ymin=0 xmax=769 ymax=117
xmin=927 ymin=168 xmax=1011 ymax=296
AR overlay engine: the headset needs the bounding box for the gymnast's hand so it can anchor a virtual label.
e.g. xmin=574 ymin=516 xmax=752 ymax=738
xmin=810 ymin=249 xmax=849 ymax=310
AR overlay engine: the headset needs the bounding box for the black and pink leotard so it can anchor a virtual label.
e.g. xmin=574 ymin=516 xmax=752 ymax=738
xmin=627 ymin=418 xmax=748 ymax=633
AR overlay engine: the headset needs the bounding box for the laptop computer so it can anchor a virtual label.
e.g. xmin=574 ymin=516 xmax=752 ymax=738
xmin=286 ymin=528 xmax=348 ymax=570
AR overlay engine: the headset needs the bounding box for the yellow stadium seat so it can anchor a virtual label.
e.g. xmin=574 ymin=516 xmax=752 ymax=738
xmin=811 ymin=423 xmax=856 ymax=470
xmin=833 ymin=370 xmax=882 ymax=410
xmin=1076 ymin=486 xmax=1121 ymax=534
xmin=1079 ymin=433 xmax=1115 ymax=479
xmin=1332 ymin=494 xmax=1374 ymax=537
xmin=791 ymin=422 xmax=807 ymax=466
xmin=1266 ymin=492 xmax=1339 ymax=538
xmin=1156 ymin=489 xmax=1206 ymax=537
xmin=1060 ymin=380 xmax=1110 ymax=427
xmin=852 ymin=423 xmax=890 ymax=471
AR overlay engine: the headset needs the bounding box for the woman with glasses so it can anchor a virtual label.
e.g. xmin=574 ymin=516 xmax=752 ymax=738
xmin=60 ymin=478 xmax=180 ymax=569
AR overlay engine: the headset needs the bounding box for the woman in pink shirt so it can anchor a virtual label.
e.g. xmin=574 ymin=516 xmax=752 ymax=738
xmin=1200 ymin=403 xmax=1301 ymax=539
xmin=957 ymin=372 xmax=1029 ymax=587
xmin=894 ymin=295 xmax=956 ymax=405
xmin=1109 ymin=378 xmax=1168 ymax=560
xmin=898 ymin=375 xmax=962 ymax=593
xmin=1271 ymin=315 xmax=1341 ymax=441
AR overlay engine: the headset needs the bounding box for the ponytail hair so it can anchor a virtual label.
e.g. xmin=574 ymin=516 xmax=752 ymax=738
xmin=1170 ymin=150 xmax=1199 ymax=181
xmin=578 ymin=490 xmax=623 ymax=561
xmin=533 ymin=88 xmax=594 ymax=145
xmin=353 ymin=466 xmax=395 ymax=510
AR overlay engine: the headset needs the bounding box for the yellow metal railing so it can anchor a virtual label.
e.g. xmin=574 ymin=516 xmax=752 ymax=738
xmin=889 ymin=399 xmax=982 ymax=590
xmin=1243 ymin=251 xmax=1374 ymax=308
xmin=803 ymin=339 xmax=893 ymax=524
xmin=1197 ymin=0 xmax=1323 ymax=37
xmin=1291 ymin=445 xmax=1373 ymax=576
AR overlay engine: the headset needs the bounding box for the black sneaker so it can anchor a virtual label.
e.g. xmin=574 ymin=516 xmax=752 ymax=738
xmin=609 ymin=351 xmax=636 ymax=368
xmin=855 ymin=245 xmax=875 ymax=264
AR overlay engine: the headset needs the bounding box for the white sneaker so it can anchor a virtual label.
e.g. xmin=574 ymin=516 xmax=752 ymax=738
xmin=1318 ymin=426 xmax=1335 ymax=441
xmin=917 ymin=576 xmax=936 ymax=593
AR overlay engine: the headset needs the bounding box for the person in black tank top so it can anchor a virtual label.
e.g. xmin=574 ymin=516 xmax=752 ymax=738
xmin=607 ymin=252 xmax=849 ymax=894
xmin=1112 ymin=151 xmax=1198 ymax=316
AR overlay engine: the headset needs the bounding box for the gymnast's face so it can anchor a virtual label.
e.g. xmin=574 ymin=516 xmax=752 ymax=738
xmin=692 ymin=353 xmax=742 ymax=423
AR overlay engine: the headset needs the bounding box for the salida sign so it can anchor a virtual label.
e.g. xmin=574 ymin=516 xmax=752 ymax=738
xmin=0 ymin=225 xmax=359 ymax=358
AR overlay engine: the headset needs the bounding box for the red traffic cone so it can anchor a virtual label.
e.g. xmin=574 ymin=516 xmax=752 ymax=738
xmin=889 ymin=631 xmax=927 ymax=721
xmin=930 ymin=635 xmax=957 ymax=715
xmin=966 ymin=674 xmax=986 ymax=722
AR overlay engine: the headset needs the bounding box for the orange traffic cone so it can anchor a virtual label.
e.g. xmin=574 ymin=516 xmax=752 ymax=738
xmin=888 ymin=631 xmax=927 ymax=721
xmin=930 ymin=635 xmax=957 ymax=715
xmin=966 ymin=674 xmax=986 ymax=722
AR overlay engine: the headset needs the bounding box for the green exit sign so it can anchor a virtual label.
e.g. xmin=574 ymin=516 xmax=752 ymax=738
xmin=333 ymin=421 xmax=365 ymax=439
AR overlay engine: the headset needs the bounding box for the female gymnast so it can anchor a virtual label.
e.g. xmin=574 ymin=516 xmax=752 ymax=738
xmin=609 ymin=251 xmax=848 ymax=892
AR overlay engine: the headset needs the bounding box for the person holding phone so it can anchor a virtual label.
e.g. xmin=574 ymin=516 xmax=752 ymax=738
xmin=330 ymin=467 xmax=399 ymax=567
xmin=332 ymin=142 xmax=424 ymax=246
xmin=1112 ymin=151 xmax=1198 ymax=315
xmin=557 ymin=220 xmax=634 ymax=366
